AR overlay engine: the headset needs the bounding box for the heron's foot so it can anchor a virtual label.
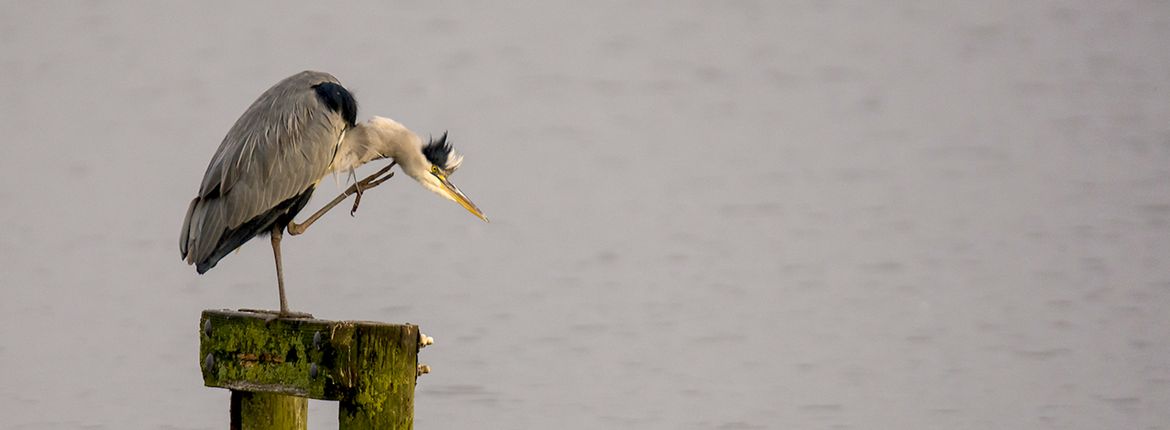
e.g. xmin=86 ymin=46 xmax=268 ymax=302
xmin=279 ymin=310 xmax=315 ymax=319
xmin=350 ymin=169 xmax=395 ymax=216
xmin=238 ymin=308 xmax=315 ymax=320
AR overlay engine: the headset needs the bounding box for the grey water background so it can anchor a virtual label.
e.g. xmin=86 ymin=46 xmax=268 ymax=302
xmin=1 ymin=1 xmax=1168 ymax=428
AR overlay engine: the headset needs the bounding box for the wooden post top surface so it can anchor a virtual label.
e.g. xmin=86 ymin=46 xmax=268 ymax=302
xmin=199 ymin=309 xmax=421 ymax=402
xmin=204 ymin=308 xmax=418 ymax=328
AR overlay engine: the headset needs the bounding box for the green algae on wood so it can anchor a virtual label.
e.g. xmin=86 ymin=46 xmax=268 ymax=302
xmin=231 ymin=391 xmax=307 ymax=430
xmin=200 ymin=309 xmax=420 ymax=429
xmin=337 ymin=324 xmax=418 ymax=429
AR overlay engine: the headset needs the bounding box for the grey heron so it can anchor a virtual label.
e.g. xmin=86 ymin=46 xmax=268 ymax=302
xmin=180 ymin=70 xmax=486 ymax=317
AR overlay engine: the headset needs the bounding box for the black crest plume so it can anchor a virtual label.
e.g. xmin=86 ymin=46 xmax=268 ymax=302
xmin=422 ymin=131 xmax=453 ymax=170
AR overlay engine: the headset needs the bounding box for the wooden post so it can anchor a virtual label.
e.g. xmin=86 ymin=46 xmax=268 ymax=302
xmin=337 ymin=323 xmax=419 ymax=428
xmin=200 ymin=310 xmax=422 ymax=429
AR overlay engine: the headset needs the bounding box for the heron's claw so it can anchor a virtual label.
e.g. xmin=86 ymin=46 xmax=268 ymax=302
xmin=351 ymin=190 xmax=363 ymax=216
xmin=351 ymin=183 xmax=365 ymax=217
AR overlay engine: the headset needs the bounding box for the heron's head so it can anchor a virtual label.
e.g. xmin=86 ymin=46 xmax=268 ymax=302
xmin=414 ymin=133 xmax=488 ymax=222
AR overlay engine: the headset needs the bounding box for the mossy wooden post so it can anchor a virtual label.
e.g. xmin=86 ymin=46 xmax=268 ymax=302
xmin=200 ymin=309 xmax=422 ymax=429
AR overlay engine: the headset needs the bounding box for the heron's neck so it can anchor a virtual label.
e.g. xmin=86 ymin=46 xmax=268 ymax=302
xmin=335 ymin=116 xmax=428 ymax=178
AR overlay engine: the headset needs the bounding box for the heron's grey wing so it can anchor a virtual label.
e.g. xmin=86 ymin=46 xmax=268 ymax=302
xmin=180 ymin=71 xmax=350 ymax=270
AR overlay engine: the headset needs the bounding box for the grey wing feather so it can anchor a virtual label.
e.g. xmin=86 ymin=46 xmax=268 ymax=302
xmin=180 ymin=71 xmax=347 ymax=266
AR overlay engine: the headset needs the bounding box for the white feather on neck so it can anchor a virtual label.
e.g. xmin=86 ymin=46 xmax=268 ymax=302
xmin=327 ymin=116 xmax=429 ymax=186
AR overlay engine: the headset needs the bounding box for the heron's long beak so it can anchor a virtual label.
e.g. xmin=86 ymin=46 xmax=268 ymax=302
xmin=435 ymin=173 xmax=488 ymax=222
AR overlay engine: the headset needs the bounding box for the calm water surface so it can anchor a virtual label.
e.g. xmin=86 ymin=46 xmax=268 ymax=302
xmin=1 ymin=2 xmax=1168 ymax=429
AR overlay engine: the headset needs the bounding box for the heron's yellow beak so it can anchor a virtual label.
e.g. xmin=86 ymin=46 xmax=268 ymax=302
xmin=435 ymin=172 xmax=488 ymax=222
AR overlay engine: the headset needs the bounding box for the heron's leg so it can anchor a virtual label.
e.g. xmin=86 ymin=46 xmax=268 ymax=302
xmin=269 ymin=226 xmax=313 ymax=319
xmin=287 ymin=162 xmax=397 ymax=236
xmin=271 ymin=226 xmax=290 ymax=315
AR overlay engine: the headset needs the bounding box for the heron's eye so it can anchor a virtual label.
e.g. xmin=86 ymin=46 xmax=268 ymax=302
xmin=430 ymin=166 xmax=441 ymax=176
